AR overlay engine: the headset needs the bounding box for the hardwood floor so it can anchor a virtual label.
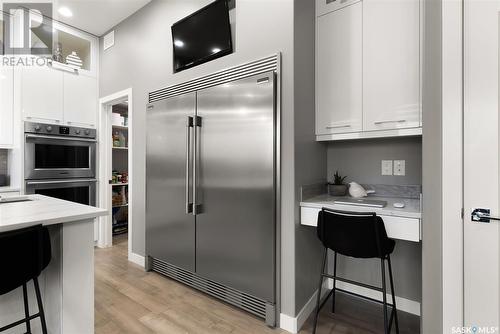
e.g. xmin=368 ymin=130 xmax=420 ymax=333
xmin=95 ymin=235 xmax=420 ymax=334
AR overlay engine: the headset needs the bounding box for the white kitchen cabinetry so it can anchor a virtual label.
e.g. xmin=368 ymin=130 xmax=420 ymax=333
xmin=316 ymin=2 xmax=362 ymax=136
xmin=64 ymin=73 xmax=97 ymax=128
xmin=316 ymin=0 xmax=361 ymax=16
xmin=0 ymin=65 xmax=14 ymax=148
xmin=315 ymin=0 xmax=422 ymax=141
xmin=20 ymin=18 xmax=98 ymax=128
xmin=363 ymin=0 xmax=421 ymax=131
xmin=21 ymin=66 xmax=97 ymax=128
xmin=21 ymin=65 xmax=64 ymax=124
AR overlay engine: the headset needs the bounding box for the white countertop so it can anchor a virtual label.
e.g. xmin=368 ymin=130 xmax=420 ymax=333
xmin=0 ymin=195 xmax=108 ymax=232
xmin=300 ymin=194 xmax=421 ymax=219
xmin=0 ymin=186 xmax=20 ymax=193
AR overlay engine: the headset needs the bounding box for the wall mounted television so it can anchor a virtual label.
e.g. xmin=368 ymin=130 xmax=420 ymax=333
xmin=171 ymin=0 xmax=233 ymax=73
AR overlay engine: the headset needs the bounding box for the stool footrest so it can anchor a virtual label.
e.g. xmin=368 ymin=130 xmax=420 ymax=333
xmin=323 ymin=273 xmax=384 ymax=292
xmin=0 ymin=313 xmax=42 ymax=332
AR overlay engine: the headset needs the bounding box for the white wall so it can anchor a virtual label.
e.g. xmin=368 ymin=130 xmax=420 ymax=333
xmin=421 ymin=0 xmax=464 ymax=331
xmin=441 ymin=0 xmax=463 ymax=331
xmin=422 ymin=0 xmax=443 ymax=329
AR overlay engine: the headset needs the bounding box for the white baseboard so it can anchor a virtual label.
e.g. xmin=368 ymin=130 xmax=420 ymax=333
xmin=327 ymin=279 xmax=421 ymax=316
xmin=279 ymin=313 xmax=297 ymax=334
xmin=279 ymin=279 xmax=421 ymax=334
xmin=280 ymin=281 xmax=330 ymax=333
xmin=128 ymin=252 xmax=145 ymax=268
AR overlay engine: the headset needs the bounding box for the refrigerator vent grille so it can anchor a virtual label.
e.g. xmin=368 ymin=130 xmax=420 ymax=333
xmin=148 ymin=54 xmax=279 ymax=103
xmin=150 ymin=257 xmax=269 ymax=319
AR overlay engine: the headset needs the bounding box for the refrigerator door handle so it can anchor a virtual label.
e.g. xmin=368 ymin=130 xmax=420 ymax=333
xmin=186 ymin=116 xmax=194 ymax=214
xmin=193 ymin=116 xmax=202 ymax=215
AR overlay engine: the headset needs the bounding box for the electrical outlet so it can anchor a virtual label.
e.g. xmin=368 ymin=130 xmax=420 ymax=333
xmin=394 ymin=160 xmax=406 ymax=176
xmin=381 ymin=160 xmax=393 ymax=176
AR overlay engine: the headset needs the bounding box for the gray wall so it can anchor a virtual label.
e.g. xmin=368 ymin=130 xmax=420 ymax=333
xmin=99 ymin=0 xmax=304 ymax=318
xmin=0 ymin=150 xmax=7 ymax=184
xmin=422 ymin=0 xmax=443 ymax=331
xmin=333 ymin=241 xmax=422 ymax=302
xmin=327 ymin=137 xmax=422 ymax=185
xmin=326 ymin=137 xmax=423 ymax=302
xmin=293 ymin=0 xmax=328 ymax=315
xmin=0 ymin=150 xmax=7 ymax=174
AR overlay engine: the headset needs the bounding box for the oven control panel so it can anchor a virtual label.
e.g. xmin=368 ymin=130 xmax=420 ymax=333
xmin=24 ymin=122 xmax=96 ymax=139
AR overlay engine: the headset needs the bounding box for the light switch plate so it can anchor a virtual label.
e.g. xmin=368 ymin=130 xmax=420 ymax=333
xmin=394 ymin=160 xmax=406 ymax=176
xmin=381 ymin=160 xmax=393 ymax=176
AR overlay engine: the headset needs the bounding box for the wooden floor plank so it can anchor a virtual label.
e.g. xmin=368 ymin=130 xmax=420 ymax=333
xmin=95 ymin=235 xmax=420 ymax=334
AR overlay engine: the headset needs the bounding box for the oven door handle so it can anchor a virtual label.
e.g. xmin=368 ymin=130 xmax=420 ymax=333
xmin=25 ymin=134 xmax=97 ymax=143
xmin=26 ymin=179 xmax=97 ymax=185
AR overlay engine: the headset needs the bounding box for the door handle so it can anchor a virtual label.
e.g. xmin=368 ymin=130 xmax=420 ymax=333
xmin=26 ymin=179 xmax=97 ymax=185
xmin=25 ymin=134 xmax=97 ymax=142
xmin=374 ymin=119 xmax=407 ymax=125
xmin=185 ymin=116 xmax=193 ymax=214
xmin=326 ymin=124 xmax=351 ymax=129
xmin=192 ymin=116 xmax=202 ymax=215
xmin=471 ymin=208 xmax=500 ymax=223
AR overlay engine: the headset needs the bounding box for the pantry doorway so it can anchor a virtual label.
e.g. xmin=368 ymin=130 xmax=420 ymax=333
xmin=97 ymin=88 xmax=138 ymax=265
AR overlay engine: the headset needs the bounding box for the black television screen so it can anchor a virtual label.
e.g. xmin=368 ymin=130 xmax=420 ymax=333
xmin=172 ymin=0 xmax=233 ymax=72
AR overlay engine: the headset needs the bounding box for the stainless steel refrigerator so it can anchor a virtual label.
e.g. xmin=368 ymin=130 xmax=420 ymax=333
xmin=146 ymin=70 xmax=277 ymax=325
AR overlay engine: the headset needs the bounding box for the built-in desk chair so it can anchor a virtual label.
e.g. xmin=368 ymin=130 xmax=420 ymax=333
xmin=0 ymin=225 xmax=51 ymax=334
xmin=312 ymin=208 xmax=399 ymax=334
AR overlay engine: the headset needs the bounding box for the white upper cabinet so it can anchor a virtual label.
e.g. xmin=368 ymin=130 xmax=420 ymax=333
xmin=363 ymin=0 xmax=421 ymax=131
xmin=19 ymin=15 xmax=98 ymax=128
xmin=315 ymin=0 xmax=422 ymax=141
xmin=21 ymin=65 xmax=64 ymax=124
xmin=21 ymin=66 xmax=98 ymax=128
xmin=316 ymin=0 xmax=361 ymax=17
xmin=63 ymin=73 xmax=97 ymax=128
xmin=0 ymin=64 xmax=14 ymax=148
xmin=316 ymin=2 xmax=363 ymax=135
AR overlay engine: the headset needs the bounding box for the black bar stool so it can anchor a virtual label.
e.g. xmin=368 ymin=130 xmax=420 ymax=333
xmin=312 ymin=208 xmax=399 ymax=334
xmin=0 ymin=225 xmax=52 ymax=334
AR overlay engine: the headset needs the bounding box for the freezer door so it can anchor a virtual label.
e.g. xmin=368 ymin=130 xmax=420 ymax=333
xmin=195 ymin=72 xmax=276 ymax=302
xmin=146 ymin=93 xmax=196 ymax=271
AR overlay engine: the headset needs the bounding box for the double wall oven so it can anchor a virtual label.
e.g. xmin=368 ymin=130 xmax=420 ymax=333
xmin=24 ymin=122 xmax=97 ymax=206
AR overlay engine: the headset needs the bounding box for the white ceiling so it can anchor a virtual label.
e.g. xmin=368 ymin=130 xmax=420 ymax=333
xmin=53 ymin=0 xmax=151 ymax=36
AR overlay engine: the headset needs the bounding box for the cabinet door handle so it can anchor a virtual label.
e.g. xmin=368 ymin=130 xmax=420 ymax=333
xmin=374 ymin=119 xmax=406 ymax=125
xmin=326 ymin=124 xmax=351 ymax=129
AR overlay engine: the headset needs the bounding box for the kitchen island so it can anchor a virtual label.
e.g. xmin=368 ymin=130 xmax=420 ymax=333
xmin=0 ymin=195 xmax=107 ymax=334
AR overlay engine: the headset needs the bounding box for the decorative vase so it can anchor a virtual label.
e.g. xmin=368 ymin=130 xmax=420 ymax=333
xmin=65 ymin=51 xmax=83 ymax=69
xmin=53 ymin=42 xmax=63 ymax=63
xmin=328 ymin=184 xmax=348 ymax=196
